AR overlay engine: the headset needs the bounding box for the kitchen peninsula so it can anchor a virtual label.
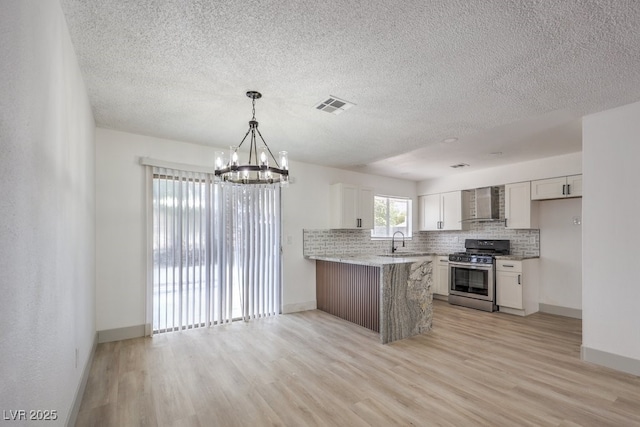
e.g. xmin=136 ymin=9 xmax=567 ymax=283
xmin=308 ymin=254 xmax=434 ymax=344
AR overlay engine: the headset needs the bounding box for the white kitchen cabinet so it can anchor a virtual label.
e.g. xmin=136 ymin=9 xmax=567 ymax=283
xmin=566 ymin=175 xmax=582 ymax=197
xmin=531 ymin=174 xmax=582 ymax=200
xmin=433 ymin=256 xmax=450 ymax=298
xmin=504 ymin=182 xmax=538 ymax=229
xmin=420 ymin=194 xmax=441 ymax=231
xmin=330 ymin=183 xmax=374 ymax=229
xmin=419 ymin=191 xmax=470 ymax=231
xmin=496 ymin=259 xmax=539 ymax=316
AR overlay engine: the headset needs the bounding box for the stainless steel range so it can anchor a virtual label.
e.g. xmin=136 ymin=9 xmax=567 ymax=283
xmin=448 ymin=239 xmax=510 ymax=312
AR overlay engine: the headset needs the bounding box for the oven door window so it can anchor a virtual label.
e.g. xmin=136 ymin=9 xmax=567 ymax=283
xmin=451 ymin=266 xmax=490 ymax=296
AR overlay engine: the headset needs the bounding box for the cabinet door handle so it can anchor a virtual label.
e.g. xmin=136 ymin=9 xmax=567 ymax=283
xmin=440 ymin=259 xmax=448 ymax=263
xmin=503 ymin=264 xmax=515 ymax=268
xmin=504 ymin=218 xmax=508 ymax=228
xmin=562 ymin=184 xmax=566 ymax=195
xmin=518 ymin=274 xmax=521 ymax=285
xmin=357 ymin=218 xmax=361 ymax=228
xmin=567 ymin=184 xmax=571 ymax=195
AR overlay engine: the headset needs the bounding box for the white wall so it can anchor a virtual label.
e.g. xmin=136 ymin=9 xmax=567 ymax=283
xmin=95 ymin=128 xmax=417 ymax=330
xmin=0 ymin=1 xmax=96 ymax=424
xmin=538 ymin=198 xmax=582 ymax=311
xmin=582 ymin=100 xmax=640 ymax=372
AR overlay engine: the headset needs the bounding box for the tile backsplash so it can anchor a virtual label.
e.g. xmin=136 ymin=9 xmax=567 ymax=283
xmin=303 ymin=229 xmax=432 ymax=256
xmin=303 ymin=186 xmax=540 ymax=258
xmin=303 ymin=227 xmax=539 ymax=258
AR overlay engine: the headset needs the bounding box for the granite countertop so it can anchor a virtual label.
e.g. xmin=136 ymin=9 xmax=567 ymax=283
xmin=307 ymin=252 xmax=444 ymax=267
xmin=494 ymin=255 xmax=540 ymax=260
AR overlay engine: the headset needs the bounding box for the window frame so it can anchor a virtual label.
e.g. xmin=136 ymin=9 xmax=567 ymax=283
xmin=370 ymin=195 xmax=413 ymax=240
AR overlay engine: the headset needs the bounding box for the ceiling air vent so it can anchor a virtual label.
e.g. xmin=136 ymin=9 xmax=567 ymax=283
xmin=450 ymin=163 xmax=470 ymax=169
xmin=314 ymin=96 xmax=355 ymax=115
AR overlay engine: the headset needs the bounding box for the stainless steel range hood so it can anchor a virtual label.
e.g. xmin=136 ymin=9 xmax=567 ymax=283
xmin=475 ymin=186 xmax=499 ymax=220
xmin=462 ymin=186 xmax=502 ymax=222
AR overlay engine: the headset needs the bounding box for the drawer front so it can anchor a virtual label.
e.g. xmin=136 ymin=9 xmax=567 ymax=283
xmin=496 ymin=260 xmax=522 ymax=272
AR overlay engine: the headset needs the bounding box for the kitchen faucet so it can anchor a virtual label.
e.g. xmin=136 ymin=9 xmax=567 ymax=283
xmin=391 ymin=231 xmax=405 ymax=253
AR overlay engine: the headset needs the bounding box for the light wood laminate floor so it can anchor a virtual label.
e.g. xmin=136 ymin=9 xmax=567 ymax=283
xmin=76 ymin=301 xmax=640 ymax=426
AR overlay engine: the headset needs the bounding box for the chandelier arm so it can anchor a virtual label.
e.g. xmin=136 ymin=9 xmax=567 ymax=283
xmin=236 ymin=128 xmax=253 ymax=151
xmin=255 ymin=128 xmax=281 ymax=168
xmin=248 ymin=129 xmax=256 ymax=165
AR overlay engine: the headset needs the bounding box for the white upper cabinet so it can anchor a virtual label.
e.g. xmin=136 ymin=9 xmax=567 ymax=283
xmin=504 ymin=182 xmax=538 ymax=229
xmin=566 ymin=174 xmax=583 ymax=197
xmin=330 ymin=183 xmax=374 ymax=229
xmin=419 ymin=191 xmax=470 ymax=231
xmin=531 ymin=174 xmax=582 ymax=200
xmin=419 ymin=194 xmax=441 ymax=231
xmin=357 ymin=186 xmax=375 ymax=229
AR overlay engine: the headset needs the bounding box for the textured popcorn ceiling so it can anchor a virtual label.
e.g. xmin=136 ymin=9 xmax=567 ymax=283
xmin=60 ymin=0 xmax=640 ymax=180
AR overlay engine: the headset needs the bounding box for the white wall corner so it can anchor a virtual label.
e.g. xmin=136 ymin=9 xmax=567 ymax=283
xmin=282 ymin=301 xmax=317 ymax=314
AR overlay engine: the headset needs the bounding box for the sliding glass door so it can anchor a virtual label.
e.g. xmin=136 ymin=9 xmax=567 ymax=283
xmin=150 ymin=166 xmax=281 ymax=334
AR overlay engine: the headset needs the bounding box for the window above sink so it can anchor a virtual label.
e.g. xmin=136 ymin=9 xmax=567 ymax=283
xmin=371 ymin=195 xmax=413 ymax=239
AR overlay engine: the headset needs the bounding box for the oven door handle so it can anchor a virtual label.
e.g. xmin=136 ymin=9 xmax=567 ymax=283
xmin=449 ymin=262 xmax=493 ymax=270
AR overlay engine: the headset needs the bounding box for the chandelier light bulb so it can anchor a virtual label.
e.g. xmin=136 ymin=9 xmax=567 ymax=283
xmin=279 ymin=151 xmax=288 ymax=170
xmin=260 ymin=147 xmax=268 ymax=166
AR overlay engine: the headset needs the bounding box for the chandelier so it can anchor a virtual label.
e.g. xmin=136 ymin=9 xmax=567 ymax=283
xmin=214 ymin=91 xmax=289 ymax=185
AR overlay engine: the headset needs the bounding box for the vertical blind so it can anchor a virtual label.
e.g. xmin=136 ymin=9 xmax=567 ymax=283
xmin=151 ymin=166 xmax=281 ymax=334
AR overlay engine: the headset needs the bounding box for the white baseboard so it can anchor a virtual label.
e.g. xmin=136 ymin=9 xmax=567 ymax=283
xmin=66 ymin=332 xmax=98 ymax=427
xmin=539 ymin=303 xmax=582 ymax=319
xmin=581 ymin=346 xmax=640 ymax=377
xmin=97 ymin=324 xmax=146 ymax=343
xmin=282 ymin=300 xmax=316 ymax=314
xmin=499 ymin=306 xmax=526 ymax=316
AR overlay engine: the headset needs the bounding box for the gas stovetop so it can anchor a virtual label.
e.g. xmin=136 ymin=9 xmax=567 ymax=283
xmin=448 ymin=239 xmax=511 ymax=264
xmin=449 ymin=252 xmax=496 ymax=264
